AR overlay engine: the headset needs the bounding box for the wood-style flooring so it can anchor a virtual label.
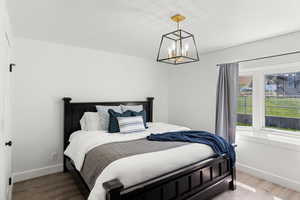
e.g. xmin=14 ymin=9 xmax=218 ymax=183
xmin=13 ymin=170 xmax=300 ymax=200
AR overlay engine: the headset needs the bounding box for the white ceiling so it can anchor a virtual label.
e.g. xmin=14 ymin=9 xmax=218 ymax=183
xmin=7 ymin=0 xmax=300 ymax=59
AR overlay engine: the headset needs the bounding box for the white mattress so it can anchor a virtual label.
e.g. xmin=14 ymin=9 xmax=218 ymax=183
xmin=64 ymin=122 xmax=215 ymax=200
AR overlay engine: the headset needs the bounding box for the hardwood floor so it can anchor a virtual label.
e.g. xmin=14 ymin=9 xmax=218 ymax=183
xmin=214 ymin=171 xmax=300 ymax=200
xmin=13 ymin=170 xmax=300 ymax=200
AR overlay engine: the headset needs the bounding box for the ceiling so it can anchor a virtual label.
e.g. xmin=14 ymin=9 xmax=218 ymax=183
xmin=7 ymin=0 xmax=300 ymax=59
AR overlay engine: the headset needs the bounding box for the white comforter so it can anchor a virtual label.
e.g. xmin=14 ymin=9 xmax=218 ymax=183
xmin=64 ymin=122 xmax=215 ymax=200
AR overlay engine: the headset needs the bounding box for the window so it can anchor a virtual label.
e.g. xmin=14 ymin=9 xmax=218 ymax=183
xmin=287 ymin=74 xmax=296 ymax=88
xmin=237 ymin=76 xmax=253 ymax=126
xmin=237 ymin=65 xmax=300 ymax=135
xmin=264 ymin=72 xmax=300 ymax=131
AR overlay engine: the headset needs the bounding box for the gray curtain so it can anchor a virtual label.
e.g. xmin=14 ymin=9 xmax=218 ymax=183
xmin=215 ymin=63 xmax=239 ymax=144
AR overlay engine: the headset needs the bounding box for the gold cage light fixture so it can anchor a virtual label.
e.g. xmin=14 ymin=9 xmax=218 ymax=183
xmin=157 ymin=14 xmax=199 ymax=65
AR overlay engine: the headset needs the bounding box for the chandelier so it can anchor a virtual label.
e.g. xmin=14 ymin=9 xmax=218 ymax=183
xmin=157 ymin=14 xmax=199 ymax=65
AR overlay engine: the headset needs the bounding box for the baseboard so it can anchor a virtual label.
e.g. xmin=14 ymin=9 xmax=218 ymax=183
xmin=13 ymin=163 xmax=63 ymax=183
xmin=236 ymin=162 xmax=300 ymax=192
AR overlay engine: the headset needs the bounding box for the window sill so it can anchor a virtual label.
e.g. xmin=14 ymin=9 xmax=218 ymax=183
xmin=237 ymin=129 xmax=300 ymax=152
xmin=260 ymin=127 xmax=300 ymax=138
xmin=237 ymin=126 xmax=300 ymax=138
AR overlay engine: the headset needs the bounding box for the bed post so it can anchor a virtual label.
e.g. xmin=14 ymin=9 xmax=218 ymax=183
xmin=63 ymin=97 xmax=72 ymax=172
xmin=229 ymin=166 xmax=236 ymax=190
xmin=147 ymin=97 xmax=154 ymax=122
xmin=103 ymin=179 xmax=124 ymax=200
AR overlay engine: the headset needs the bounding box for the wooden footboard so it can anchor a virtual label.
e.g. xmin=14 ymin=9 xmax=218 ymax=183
xmin=103 ymin=155 xmax=235 ymax=200
xmin=65 ymin=154 xmax=235 ymax=200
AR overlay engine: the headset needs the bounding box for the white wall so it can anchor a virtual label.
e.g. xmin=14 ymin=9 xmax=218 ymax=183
xmin=168 ymin=31 xmax=300 ymax=191
xmin=236 ymin=133 xmax=300 ymax=192
xmin=11 ymin=38 xmax=169 ymax=181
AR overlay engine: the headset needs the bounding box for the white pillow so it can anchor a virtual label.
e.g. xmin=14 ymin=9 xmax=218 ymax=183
xmin=117 ymin=116 xmax=146 ymax=133
xmin=121 ymin=104 xmax=143 ymax=112
xmin=96 ymin=105 xmax=122 ymax=130
xmin=79 ymin=116 xmax=86 ymax=130
xmin=79 ymin=112 xmax=102 ymax=131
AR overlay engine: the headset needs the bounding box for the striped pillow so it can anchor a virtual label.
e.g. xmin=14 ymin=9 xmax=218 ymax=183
xmin=117 ymin=116 xmax=146 ymax=133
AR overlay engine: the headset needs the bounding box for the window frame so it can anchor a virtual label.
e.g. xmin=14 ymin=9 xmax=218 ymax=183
xmin=237 ymin=62 xmax=300 ymax=137
xmin=237 ymin=71 xmax=254 ymax=131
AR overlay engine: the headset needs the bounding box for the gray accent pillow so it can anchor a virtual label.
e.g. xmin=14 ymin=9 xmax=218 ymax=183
xmin=121 ymin=104 xmax=143 ymax=112
xmin=118 ymin=116 xmax=146 ymax=133
xmin=96 ymin=105 xmax=122 ymax=130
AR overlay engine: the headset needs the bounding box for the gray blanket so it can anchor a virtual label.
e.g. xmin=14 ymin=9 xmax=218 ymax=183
xmin=80 ymin=138 xmax=188 ymax=189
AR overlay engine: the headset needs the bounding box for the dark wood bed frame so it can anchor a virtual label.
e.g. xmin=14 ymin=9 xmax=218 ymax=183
xmin=63 ymin=97 xmax=236 ymax=200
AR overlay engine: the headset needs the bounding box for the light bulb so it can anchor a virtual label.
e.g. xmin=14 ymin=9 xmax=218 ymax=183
xmin=168 ymin=48 xmax=172 ymax=58
xmin=184 ymin=44 xmax=189 ymax=56
xmin=172 ymin=43 xmax=176 ymax=50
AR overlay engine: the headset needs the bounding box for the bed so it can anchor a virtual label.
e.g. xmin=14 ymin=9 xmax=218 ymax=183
xmin=63 ymin=97 xmax=236 ymax=200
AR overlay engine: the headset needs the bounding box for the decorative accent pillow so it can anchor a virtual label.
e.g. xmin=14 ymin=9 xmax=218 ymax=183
xmin=130 ymin=110 xmax=148 ymax=128
xmin=79 ymin=112 xmax=102 ymax=131
xmin=96 ymin=105 xmax=122 ymax=130
xmin=108 ymin=109 xmax=132 ymax=133
xmin=117 ymin=116 xmax=146 ymax=133
xmin=121 ymin=104 xmax=143 ymax=112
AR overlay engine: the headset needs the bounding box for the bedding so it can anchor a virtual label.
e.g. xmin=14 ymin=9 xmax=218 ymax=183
xmin=108 ymin=110 xmax=132 ymax=133
xmin=131 ymin=110 xmax=147 ymax=128
xmin=81 ymin=138 xmax=188 ymax=189
xmin=79 ymin=112 xmax=102 ymax=131
xmin=117 ymin=116 xmax=145 ymax=133
xmin=96 ymin=105 xmax=122 ymax=130
xmin=147 ymin=130 xmax=236 ymax=166
xmin=121 ymin=104 xmax=143 ymax=112
xmin=64 ymin=122 xmax=215 ymax=200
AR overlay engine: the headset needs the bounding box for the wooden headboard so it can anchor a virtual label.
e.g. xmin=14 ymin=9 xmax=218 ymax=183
xmin=62 ymin=97 xmax=154 ymax=151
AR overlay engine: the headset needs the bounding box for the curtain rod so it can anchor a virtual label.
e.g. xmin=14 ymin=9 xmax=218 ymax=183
xmin=216 ymin=50 xmax=300 ymax=66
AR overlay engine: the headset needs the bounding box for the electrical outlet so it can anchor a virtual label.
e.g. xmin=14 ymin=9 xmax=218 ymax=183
xmin=51 ymin=152 xmax=58 ymax=162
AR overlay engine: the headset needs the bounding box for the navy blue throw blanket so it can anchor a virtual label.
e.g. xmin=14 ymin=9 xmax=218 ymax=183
xmin=147 ymin=130 xmax=235 ymax=166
